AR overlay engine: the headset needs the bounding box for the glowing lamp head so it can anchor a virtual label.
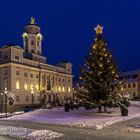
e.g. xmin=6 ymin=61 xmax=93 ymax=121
xmin=36 ymin=33 xmax=43 ymax=40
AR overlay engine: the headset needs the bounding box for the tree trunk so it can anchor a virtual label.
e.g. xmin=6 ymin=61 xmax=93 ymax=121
xmin=98 ymin=106 xmax=102 ymax=113
xmin=104 ymin=106 xmax=107 ymax=113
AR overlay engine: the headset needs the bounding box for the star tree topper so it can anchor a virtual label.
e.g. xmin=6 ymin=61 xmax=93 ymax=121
xmin=94 ymin=25 xmax=103 ymax=34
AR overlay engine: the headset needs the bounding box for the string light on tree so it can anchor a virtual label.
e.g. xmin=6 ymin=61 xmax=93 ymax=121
xmin=78 ymin=24 xmax=123 ymax=112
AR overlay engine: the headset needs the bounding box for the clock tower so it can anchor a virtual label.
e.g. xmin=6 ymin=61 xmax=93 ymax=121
xmin=22 ymin=17 xmax=43 ymax=55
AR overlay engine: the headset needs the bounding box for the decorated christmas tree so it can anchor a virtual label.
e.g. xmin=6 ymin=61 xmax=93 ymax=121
xmin=78 ymin=25 xmax=122 ymax=113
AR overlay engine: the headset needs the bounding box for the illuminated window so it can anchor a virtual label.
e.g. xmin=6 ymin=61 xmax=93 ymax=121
xmin=24 ymin=82 xmax=28 ymax=90
xmin=30 ymin=84 xmax=33 ymax=90
xmin=68 ymin=87 xmax=71 ymax=92
xmin=36 ymin=84 xmax=39 ymax=91
xmin=58 ymin=86 xmax=61 ymax=92
xmin=62 ymin=86 xmax=65 ymax=92
xmin=16 ymin=81 xmax=20 ymax=90
xmin=42 ymin=86 xmax=45 ymax=90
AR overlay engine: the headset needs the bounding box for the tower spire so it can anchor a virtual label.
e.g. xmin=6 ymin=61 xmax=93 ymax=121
xmin=30 ymin=17 xmax=35 ymax=24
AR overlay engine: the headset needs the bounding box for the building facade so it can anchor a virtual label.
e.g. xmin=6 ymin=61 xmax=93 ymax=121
xmin=120 ymin=69 xmax=140 ymax=98
xmin=0 ymin=18 xmax=73 ymax=111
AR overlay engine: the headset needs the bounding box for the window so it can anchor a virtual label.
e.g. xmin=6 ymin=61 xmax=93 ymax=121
xmin=42 ymin=75 xmax=45 ymax=79
xmin=68 ymin=87 xmax=71 ymax=92
xmin=68 ymin=79 xmax=71 ymax=83
xmin=132 ymin=74 xmax=138 ymax=79
xmin=124 ymin=84 xmax=126 ymax=88
xmin=62 ymin=79 xmax=65 ymax=82
xmin=36 ymin=74 xmax=39 ymax=79
xmin=30 ymin=84 xmax=33 ymax=90
xmin=58 ymin=86 xmax=61 ymax=92
xmin=62 ymin=86 xmax=65 ymax=92
xmin=125 ymin=75 xmax=131 ymax=79
xmin=4 ymin=55 xmax=8 ymax=59
xmin=26 ymin=96 xmax=29 ymax=102
xmin=133 ymin=83 xmax=136 ymax=88
xmin=24 ymin=82 xmax=28 ymax=90
xmin=16 ymin=81 xmax=20 ymax=90
xmin=4 ymin=70 xmax=7 ymax=75
xmin=15 ymin=56 xmax=19 ymax=60
xmin=30 ymin=73 xmax=33 ymax=78
xmin=31 ymin=40 xmax=34 ymax=45
xmin=37 ymin=51 xmax=40 ymax=54
xmin=16 ymin=96 xmax=19 ymax=102
xmin=24 ymin=73 xmax=27 ymax=77
xmin=128 ymin=83 xmax=131 ymax=88
xmin=16 ymin=71 xmax=19 ymax=75
xmin=36 ymin=84 xmax=39 ymax=91
xmin=59 ymin=78 xmax=61 ymax=82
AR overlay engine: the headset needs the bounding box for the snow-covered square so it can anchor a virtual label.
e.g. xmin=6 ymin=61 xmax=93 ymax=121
xmin=2 ymin=102 xmax=140 ymax=129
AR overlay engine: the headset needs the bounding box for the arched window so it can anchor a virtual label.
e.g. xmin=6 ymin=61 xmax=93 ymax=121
xmin=31 ymin=40 xmax=34 ymax=45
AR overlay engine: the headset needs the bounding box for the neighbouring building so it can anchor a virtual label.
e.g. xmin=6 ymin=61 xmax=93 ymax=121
xmin=120 ymin=69 xmax=140 ymax=98
xmin=0 ymin=18 xmax=73 ymax=112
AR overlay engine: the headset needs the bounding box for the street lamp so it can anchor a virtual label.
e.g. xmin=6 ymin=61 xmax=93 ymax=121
xmin=31 ymin=88 xmax=34 ymax=107
xmin=4 ymin=87 xmax=8 ymax=118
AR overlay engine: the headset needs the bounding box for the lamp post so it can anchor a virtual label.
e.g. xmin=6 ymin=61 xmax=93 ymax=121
xmin=31 ymin=89 xmax=34 ymax=107
xmin=4 ymin=87 xmax=8 ymax=118
xmin=0 ymin=93 xmax=3 ymax=113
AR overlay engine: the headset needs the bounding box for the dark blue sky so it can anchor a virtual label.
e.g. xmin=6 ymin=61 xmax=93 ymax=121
xmin=0 ymin=0 xmax=140 ymax=76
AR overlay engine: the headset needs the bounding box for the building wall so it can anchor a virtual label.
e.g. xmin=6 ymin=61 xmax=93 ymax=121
xmin=123 ymin=82 xmax=138 ymax=98
xmin=0 ymin=19 xmax=73 ymax=112
xmin=0 ymin=46 xmax=73 ymax=111
xmin=120 ymin=71 xmax=140 ymax=98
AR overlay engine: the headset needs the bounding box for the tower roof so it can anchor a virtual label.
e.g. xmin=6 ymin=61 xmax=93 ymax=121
xmin=24 ymin=17 xmax=41 ymax=34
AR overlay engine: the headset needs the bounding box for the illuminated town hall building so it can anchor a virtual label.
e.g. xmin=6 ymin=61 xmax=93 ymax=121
xmin=0 ymin=18 xmax=73 ymax=111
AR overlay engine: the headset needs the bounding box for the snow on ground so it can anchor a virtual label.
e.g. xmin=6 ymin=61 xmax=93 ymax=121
xmin=0 ymin=125 xmax=63 ymax=140
xmin=2 ymin=101 xmax=140 ymax=129
xmin=0 ymin=111 xmax=24 ymax=118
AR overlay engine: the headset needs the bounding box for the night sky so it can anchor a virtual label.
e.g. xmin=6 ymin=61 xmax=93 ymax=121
xmin=0 ymin=0 xmax=140 ymax=76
